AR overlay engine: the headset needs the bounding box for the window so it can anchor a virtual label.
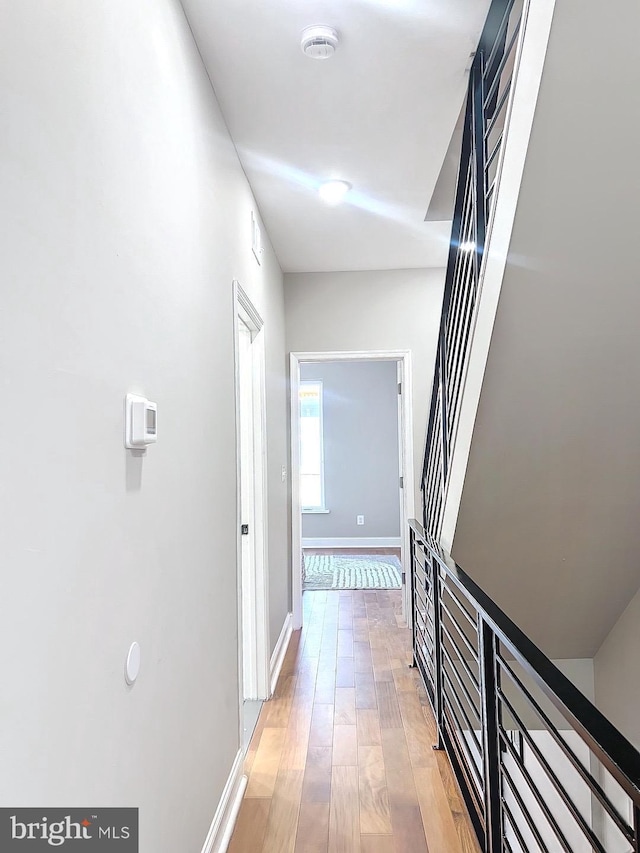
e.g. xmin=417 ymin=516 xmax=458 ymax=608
xmin=299 ymin=380 xmax=325 ymax=511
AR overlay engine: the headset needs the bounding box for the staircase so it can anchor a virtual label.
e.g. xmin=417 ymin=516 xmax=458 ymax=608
xmin=422 ymin=0 xmax=524 ymax=541
xmin=414 ymin=0 xmax=640 ymax=850
xmin=409 ymin=518 xmax=640 ymax=852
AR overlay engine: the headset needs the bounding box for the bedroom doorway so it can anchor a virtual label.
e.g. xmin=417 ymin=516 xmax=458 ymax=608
xmin=290 ymin=351 xmax=415 ymax=631
xmin=233 ymin=281 xmax=270 ymax=753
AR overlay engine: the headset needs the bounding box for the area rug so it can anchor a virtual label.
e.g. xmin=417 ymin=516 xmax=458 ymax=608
xmin=303 ymin=553 xmax=402 ymax=590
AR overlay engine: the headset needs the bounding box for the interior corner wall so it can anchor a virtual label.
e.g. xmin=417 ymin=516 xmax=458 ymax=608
xmin=284 ymin=268 xmax=445 ymax=516
xmin=593 ymin=585 xmax=640 ymax=751
xmin=300 ymin=360 xmax=400 ymax=540
xmin=0 ymin=1 xmax=288 ymax=851
xmin=593 ymin=594 xmax=640 ymax=849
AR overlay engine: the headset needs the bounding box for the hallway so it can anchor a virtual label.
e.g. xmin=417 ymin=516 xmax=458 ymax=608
xmin=228 ymin=589 xmax=479 ymax=852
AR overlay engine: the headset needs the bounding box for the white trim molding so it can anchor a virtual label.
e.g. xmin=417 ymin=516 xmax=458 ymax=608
xmin=302 ymin=537 xmax=401 ymax=549
xmin=270 ymin=612 xmax=293 ymax=696
xmin=290 ymin=350 xmax=415 ymax=631
xmin=235 ymin=280 xmax=263 ymax=330
xmin=200 ymin=749 xmax=247 ymax=853
xmin=233 ymin=280 xmax=270 ymax=716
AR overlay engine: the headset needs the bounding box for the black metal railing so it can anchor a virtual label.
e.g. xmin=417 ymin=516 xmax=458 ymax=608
xmin=422 ymin=0 xmax=524 ymax=538
xmin=409 ymin=518 xmax=640 ymax=853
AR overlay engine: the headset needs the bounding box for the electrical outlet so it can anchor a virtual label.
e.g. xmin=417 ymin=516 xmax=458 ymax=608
xmin=357 ymin=515 xmax=365 ymax=525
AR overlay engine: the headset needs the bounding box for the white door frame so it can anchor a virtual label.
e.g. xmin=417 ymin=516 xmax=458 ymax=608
xmin=290 ymin=350 xmax=415 ymax=630
xmin=233 ymin=281 xmax=270 ymax=717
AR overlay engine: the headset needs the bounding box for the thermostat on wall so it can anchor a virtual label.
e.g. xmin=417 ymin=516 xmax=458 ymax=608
xmin=125 ymin=394 xmax=157 ymax=449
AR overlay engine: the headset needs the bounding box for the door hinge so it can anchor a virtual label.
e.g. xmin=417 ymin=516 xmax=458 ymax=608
xmin=401 ymin=571 xmax=406 ymax=585
xmin=399 ymin=476 xmax=404 ymax=489
xmin=397 ymin=381 xmax=402 ymax=395
xmin=241 ymin=524 xmax=249 ymax=535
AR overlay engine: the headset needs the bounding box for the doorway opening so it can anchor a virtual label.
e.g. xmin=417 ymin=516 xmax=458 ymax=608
xmin=233 ymin=281 xmax=270 ymax=753
xmin=290 ymin=351 xmax=415 ymax=631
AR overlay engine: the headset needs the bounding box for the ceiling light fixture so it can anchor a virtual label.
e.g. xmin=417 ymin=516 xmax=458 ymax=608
xmin=301 ymin=25 xmax=340 ymax=60
xmin=318 ymin=180 xmax=351 ymax=205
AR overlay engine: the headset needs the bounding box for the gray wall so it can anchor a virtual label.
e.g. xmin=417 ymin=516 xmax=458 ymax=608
xmin=300 ymin=361 xmax=400 ymax=539
xmin=0 ymin=1 xmax=288 ymax=850
xmin=451 ymin=0 xmax=640 ymax=661
xmin=285 ymin=268 xmax=445 ymax=516
xmin=594 ymin=585 xmax=640 ymax=750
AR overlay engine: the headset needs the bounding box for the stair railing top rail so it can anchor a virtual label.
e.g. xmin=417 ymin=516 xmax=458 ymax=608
xmin=409 ymin=517 xmax=640 ymax=807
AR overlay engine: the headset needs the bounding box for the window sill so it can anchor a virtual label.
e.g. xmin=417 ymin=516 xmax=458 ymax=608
xmin=302 ymin=508 xmax=330 ymax=514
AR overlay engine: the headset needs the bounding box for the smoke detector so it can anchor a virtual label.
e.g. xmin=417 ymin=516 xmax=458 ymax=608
xmin=301 ymin=25 xmax=340 ymax=60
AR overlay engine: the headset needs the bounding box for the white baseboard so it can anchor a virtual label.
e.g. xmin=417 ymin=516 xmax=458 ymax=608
xmin=270 ymin=612 xmax=293 ymax=696
xmin=302 ymin=537 xmax=401 ymax=548
xmin=201 ymin=749 xmax=247 ymax=853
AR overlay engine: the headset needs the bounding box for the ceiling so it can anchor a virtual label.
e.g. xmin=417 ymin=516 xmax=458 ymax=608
xmin=180 ymin=0 xmax=491 ymax=273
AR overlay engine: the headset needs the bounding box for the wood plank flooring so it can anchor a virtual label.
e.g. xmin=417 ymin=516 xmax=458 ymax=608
xmin=229 ymin=590 xmax=480 ymax=853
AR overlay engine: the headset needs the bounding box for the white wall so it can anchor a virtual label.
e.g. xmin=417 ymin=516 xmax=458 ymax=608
xmin=300 ymin=360 xmax=400 ymax=539
xmin=285 ymin=269 xmax=445 ymax=516
xmin=0 ymin=1 xmax=288 ymax=850
xmin=554 ymin=658 xmax=595 ymax=703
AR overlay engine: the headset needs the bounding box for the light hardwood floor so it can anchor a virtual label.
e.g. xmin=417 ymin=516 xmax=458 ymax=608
xmin=229 ymin=589 xmax=480 ymax=853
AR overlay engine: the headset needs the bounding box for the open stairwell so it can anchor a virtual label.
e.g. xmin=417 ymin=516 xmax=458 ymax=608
xmin=414 ymin=0 xmax=640 ymax=850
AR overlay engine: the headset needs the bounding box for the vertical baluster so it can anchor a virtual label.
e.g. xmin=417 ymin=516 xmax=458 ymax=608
xmin=422 ymin=344 xmax=440 ymax=532
xmin=431 ymin=556 xmax=445 ymax=751
xmin=439 ymin=335 xmax=449 ymax=488
xmin=422 ymin=67 xmax=475 ymax=539
xmin=409 ymin=526 xmax=417 ymax=668
xmin=473 ymin=49 xmax=487 ymax=261
xmin=479 ymin=617 xmax=502 ymax=852
xmin=633 ymin=803 xmax=640 ymax=852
